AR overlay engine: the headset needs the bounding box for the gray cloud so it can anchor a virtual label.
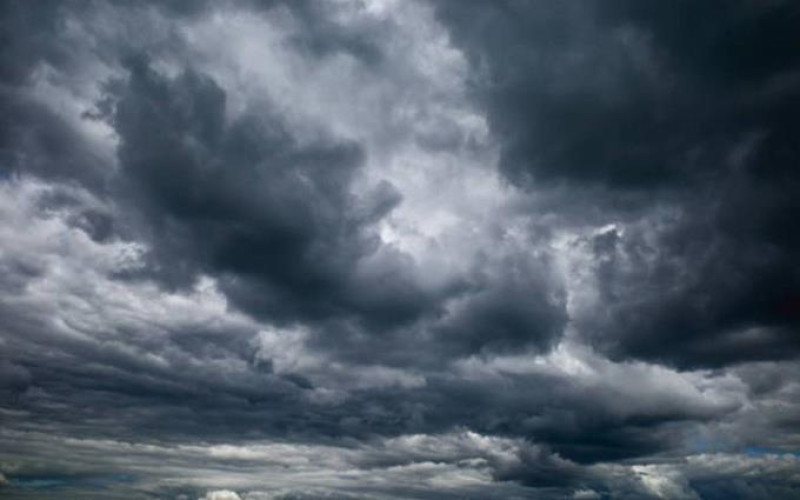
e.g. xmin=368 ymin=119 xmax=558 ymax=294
xmin=1 ymin=0 xmax=799 ymax=498
xmin=436 ymin=0 xmax=800 ymax=368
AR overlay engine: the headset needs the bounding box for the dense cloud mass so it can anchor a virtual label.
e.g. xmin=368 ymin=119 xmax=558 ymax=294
xmin=1 ymin=1 xmax=799 ymax=498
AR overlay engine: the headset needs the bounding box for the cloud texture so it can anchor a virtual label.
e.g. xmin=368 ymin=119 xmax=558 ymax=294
xmin=1 ymin=1 xmax=799 ymax=498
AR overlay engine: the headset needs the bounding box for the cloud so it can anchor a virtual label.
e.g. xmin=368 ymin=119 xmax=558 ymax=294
xmin=1 ymin=0 xmax=799 ymax=498
xmin=435 ymin=0 xmax=800 ymax=368
xmin=202 ymin=491 xmax=242 ymax=500
xmin=107 ymin=54 xmax=385 ymax=321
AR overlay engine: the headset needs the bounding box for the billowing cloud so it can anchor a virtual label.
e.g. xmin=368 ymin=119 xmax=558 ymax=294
xmin=435 ymin=0 xmax=800 ymax=368
xmin=1 ymin=0 xmax=798 ymax=498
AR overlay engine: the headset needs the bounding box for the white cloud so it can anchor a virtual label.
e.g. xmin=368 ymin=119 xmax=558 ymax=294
xmin=202 ymin=490 xmax=242 ymax=500
xmin=632 ymin=464 xmax=700 ymax=500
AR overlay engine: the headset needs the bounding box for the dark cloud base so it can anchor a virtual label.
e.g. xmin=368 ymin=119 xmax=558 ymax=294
xmin=435 ymin=0 xmax=800 ymax=368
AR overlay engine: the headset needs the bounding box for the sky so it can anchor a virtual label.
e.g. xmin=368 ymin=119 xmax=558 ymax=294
xmin=1 ymin=1 xmax=799 ymax=498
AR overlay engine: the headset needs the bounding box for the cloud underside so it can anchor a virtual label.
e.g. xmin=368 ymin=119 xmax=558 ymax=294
xmin=1 ymin=1 xmax=799 ymax=498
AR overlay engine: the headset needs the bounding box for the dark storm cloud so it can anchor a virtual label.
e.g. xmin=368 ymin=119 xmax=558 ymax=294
xmin=0 ymin=0 xmax=569 ymax=467
xmin=0 ymin=259 xmax=715 ymax=461
xmin=435 ymin=0 xmax=800 ymax=368
xmin=435 ymin=0 xmax=800 ymax=188
xmin=433 ymin=254 xmax=567 ymax=356
xmin=0 ymin=94 xmax=110 ymax=191
xmin=100 ymin=48 xmax=567 ymax=353
xmin=576 ymin=201 xmax=800 ymax=368
xmin=2 ymin=0 xmax=800 ymax=498
xmin=108 ymin=55 xmax=372 ymax=315
xmin=0 ymin=0 xmax=569 ymax=358
xmin=0 ymin=0 xmax=108 ymax=190
xmin=0 ymin=0 xmax=79 ymax=86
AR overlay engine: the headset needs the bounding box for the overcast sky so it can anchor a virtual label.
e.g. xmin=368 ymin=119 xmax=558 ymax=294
xmin=1 ymin=1 xmax=799 ymax=499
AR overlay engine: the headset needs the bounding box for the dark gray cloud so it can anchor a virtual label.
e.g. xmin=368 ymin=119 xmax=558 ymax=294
xmin=436 ymin=0 xmax=800 ymax=368
xmin=435 ymin=0 xmax=800 ymax=188
xmin=109 ymin=54 xmax=376 ymax=316
xmin=1 ymin=0 xmax=799 ymax=498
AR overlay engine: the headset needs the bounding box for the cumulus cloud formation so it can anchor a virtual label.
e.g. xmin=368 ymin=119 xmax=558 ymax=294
xmin=0 ymin=1 xmax=798 ymax=498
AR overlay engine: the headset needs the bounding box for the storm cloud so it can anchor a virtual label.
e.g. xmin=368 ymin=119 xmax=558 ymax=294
xmin=1 ymin=1 xmax=799 ymax=498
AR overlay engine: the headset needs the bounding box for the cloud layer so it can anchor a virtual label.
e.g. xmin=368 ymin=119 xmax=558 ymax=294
xmin=1 ymin=1 xmax=799 ymax=498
